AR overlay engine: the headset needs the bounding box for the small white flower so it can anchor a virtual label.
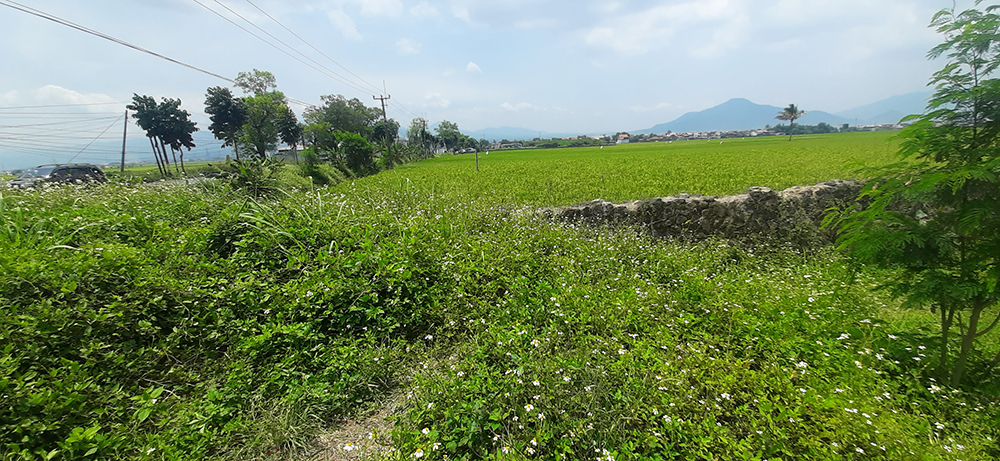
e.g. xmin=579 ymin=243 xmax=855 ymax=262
xmin=412 ymin=448 xmax=424 ymax=458
xmin=422 ymin=427 xmax=430 ymax=435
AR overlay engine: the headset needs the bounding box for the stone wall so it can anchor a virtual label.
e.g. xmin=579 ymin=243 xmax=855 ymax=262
xmin=542 ymin=180 xmax=863 ymax=244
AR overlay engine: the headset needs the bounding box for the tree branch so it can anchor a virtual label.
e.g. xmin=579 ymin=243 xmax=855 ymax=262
xmin=976 ymin=305 xmax=1000 ymax=337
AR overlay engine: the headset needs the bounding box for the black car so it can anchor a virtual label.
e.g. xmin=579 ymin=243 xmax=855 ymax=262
xmin=8 ymin=164 xmax=108 ymax=188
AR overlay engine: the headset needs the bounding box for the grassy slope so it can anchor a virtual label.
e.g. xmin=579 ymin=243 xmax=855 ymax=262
xmin=1 ymin=132 xmax=997 ymax=460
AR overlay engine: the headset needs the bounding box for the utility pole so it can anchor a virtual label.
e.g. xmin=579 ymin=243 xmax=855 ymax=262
xmin=373 ymin=93 xmax=393 ymax=169
xmin=373 ymin=94 xmax=390 ymax=122
xmin=120 ymin=109 xmax=128 ymax=173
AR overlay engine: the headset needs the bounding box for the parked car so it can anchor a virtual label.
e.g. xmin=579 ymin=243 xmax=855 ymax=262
xmin=7 ymin=164 xmax=107 ymax=188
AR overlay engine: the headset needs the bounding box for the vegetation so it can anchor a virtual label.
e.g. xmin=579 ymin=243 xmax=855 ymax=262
xmin=348 ymin=132 xmax=899 ymax=206
xmin=2 ymin=130 xmax=997 ymax=460
xmin=775 ymin=104 xmax=807 ymax=141
xmin=126 ymin=95 xmax=199 ymax=177
xmin=834 ymin=1 xmax=1000 ymax=387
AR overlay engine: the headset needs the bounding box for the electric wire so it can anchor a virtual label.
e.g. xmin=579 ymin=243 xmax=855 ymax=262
xmin=243 ymin=0 xmax=384 ymax=95
xmin=0 ymin=102 xmax=124 ymax=110
xmin=0 ymin=0 xmax=236 ymax=83
xmin=68 ymin=113 xmax=125 ymax=162
xmin=212 ymin=0 xmax=374 ymax=96
xmin=192 ymin=0 xmax=371 ymax=97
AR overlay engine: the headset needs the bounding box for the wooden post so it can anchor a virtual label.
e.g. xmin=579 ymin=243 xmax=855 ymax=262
xmin=475 ymin=150 xmax=479 ymax=172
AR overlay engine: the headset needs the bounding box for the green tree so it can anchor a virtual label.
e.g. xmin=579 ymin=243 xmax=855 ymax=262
xmin=435 ymin=120 xmax=461 ymax=151
xmin=407 ymin=117 xmax=435 ymax=159
xmin=775 ymin=104 xmax=806 ymax=141
xmin=157 ymin=98 xmax=198 ymax=175
xmin=833 ymin=2 xmax=1000 ymax=386
xmin=204 ymin=86 xmax=247 ymax=158
xmin=338 ymin=131 xmax=376 ymax=174
xmin=372 ymin=119 xmax=401 ymax=169
xmin=234 ymin=68 xmax=277 ymax=96
xmin=127 ymin=94 xmax=169 ymax=176
xmin=304 ymin=94 xmax=381 ymax=140
xmin=240 ymin=92 xmax=287 ymax=160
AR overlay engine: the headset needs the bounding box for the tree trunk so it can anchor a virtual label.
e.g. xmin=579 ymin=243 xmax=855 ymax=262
xmin=940 ymin=305 xmax=953 ymax=379
xmin=178 ymin=148 xmax=187 ymax=176
xmin=952 ymin=302 xmax=986 ymax=386
xmin=149 ymin=137 xmax=164 ymax=176
xmin=156 ymin=138 xmax=171 ymax=176
xmin=170 ymin=146 xmax=180 ymax=173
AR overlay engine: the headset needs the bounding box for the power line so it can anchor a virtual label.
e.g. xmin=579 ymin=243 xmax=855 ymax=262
xmin=69 ymin=113 xmax=125 ymax=162
xmin=243 ymin=0 xmax=384 ymax=95
xmin=212 ymin=0 xmax=374 ymax=96
xmin=192 ymin=0 xmax=371 ymax=96
xmin=0 ymin=102 xmax=124 ymax=110
xmin=0 ymin=0 xmax=236 ymax=83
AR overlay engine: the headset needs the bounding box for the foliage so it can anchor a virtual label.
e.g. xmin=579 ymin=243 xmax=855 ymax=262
xmin=204 ymin=86 xmax=246 ymax=150
xmin=435 ymin=120 xmax=462 ymax=151
xmin=126 ymin=94 xmax=199 ymax=176
xmin=224 ymin=156 xmax=283 ymax=197
xmin=240 ymin=92 xmax=292 ymax=161
xmin=776 ymin=104 xmax=807 ymax=141
xmin=834 ymin=1 xmax=1000 ymax=387
xmin=1 ymin=178 xmax=996 ymax=460
xmin=338 ymin=131 xmax=377 ymax=175
xmin=234 ymin=69 xmax=277 ymax=96
xmin=205 ymin=71 xmax=299 ymax=162
xmin=304 ymin=94 xmax=381 ymax=140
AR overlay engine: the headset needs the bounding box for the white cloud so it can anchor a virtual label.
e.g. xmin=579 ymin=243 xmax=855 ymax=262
xmin=357 ymin=0 xmax=403 ymax=17
xmin=583 ymin=0 xmax=738 ymax=56
xmin=0 ymin=85 xmax=117 ymax=111
xmin=327 ymin=9 xmax=363 ymax=41
xmin=466 ymin=62 xmax=482 ymax=73
xmin=425 ymin=93 xmax=451 ymax=108
xmin=501 ymin=102 xmax=534 ymax=111
xmin=395 ymin=38 xmax=422 ymax=55
xmin=410 ymin=1 xmax=439 ymax=19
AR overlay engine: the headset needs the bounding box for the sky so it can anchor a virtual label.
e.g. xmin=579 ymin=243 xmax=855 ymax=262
xmin=0 ymin=0 xmax=961 ymax=170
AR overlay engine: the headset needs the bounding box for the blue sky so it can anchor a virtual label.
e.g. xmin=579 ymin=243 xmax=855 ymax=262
xmin=0 ymin=0 xmax=956 ymax=169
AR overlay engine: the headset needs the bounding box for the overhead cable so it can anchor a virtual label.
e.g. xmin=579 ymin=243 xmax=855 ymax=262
xmin=0 ymin=0 xmax=236 ymax=83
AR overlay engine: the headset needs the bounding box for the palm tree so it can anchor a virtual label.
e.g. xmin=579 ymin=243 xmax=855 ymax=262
xmin=775 ymin=104 xmax=807 ymax=141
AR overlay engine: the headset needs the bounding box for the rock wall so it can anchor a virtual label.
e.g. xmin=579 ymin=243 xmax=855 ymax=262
xmin=542 ymin=180 xmax=863 ymax=244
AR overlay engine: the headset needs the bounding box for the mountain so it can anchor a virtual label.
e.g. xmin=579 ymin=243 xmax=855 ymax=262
xmin=834 ymin=91 xmax=931 ymax=125
xmin=634 ymin=98 xmax=852 ymax=134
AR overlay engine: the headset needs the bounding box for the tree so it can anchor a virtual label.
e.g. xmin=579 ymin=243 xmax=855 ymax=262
xmin=157 ymin=98 xmax=198 ymax=175
xmin=205 ymin=86 xmax=247 ymax=158
xmin=304 ymin=94 xmax=381 ymax=140
xmin=240 ymin=92 xmax=288 ymax=160
xmin=127 ymin=95 xmax=197 ymax=176
xmin=127 ymin=94 xmax=169 ymax=176
xmin=435 ymin=120 xmax=461 ymax=151
xmin=407 ymin=117 xmax=435 ymax=159
xmin=338 ymin=131 xmax=376 ymax=174
xmin=206 ymin=70 xmax=298 ymax=161
xmin=372 ymin=119 xmax=400 ymax=168
xmin=775 ymin=104 xmax=806 ymax=141
xmin=833 ymin=2 xmax=1000 ymax=386
xmin=234 ymin=69 xmax=277 ymax=96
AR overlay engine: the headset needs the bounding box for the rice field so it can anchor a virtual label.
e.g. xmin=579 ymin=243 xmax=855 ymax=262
xmin=344 ymin=132 xmax=900 ymax=206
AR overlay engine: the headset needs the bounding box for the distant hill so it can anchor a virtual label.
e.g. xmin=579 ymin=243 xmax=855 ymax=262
xmin=834 ymin=91 xmax=932 ymax=125
xmin=634 ymin=98 xmax=852 ymax=134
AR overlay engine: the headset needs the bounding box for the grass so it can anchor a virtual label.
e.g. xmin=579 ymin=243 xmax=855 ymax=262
xmin=0 ymin=131 xmax=997 ymax=460
xmin=342 ymin=132 xmax=900 ymax=206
